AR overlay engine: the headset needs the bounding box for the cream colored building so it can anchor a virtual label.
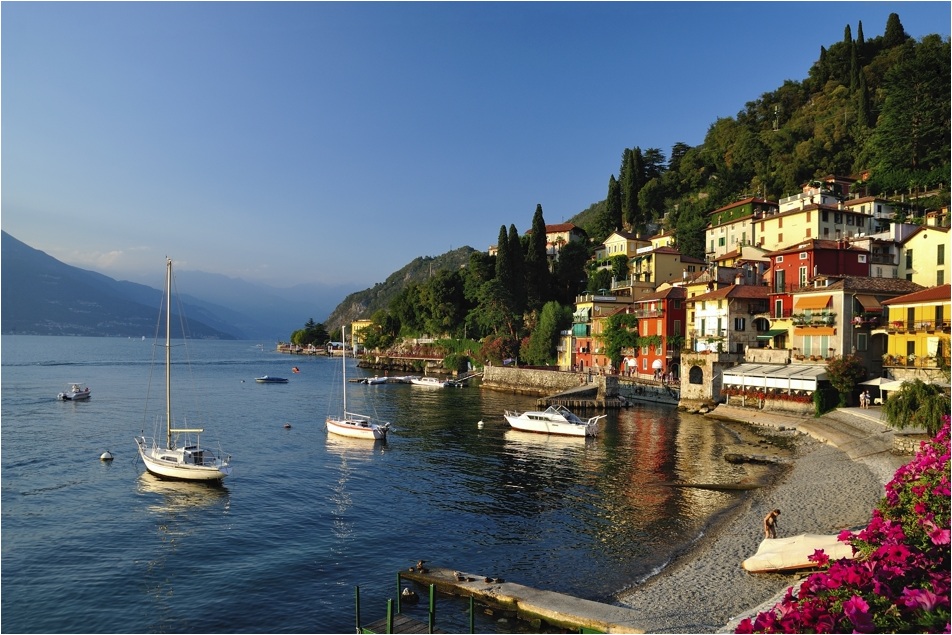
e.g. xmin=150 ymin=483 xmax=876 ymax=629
xmin=899 ymin=225 xmax=950 ymax=287
xmin=705 ymin=197 xmax=777 ymax=260
xmin=596 ymin=230 xmax=649 ymax=261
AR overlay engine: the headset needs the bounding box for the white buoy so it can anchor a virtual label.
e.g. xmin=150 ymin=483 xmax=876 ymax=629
xmin=100 ymin=451 xmax=114 ymax=461
xmin=477 ymin=420 xmax=484 ymax=429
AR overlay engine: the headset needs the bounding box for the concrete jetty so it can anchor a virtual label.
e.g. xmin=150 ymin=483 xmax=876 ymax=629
xmin=400 ymin=566 xmax=646 ymax=633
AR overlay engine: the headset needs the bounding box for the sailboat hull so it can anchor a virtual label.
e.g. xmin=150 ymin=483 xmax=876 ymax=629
xmin=325 ymin=416 xmax=388 ymax=440
xmin=137 ymin=437 xmax=232 ymax=481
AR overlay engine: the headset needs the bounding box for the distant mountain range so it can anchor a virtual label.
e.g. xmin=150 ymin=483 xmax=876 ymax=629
xmin=0 ymin=231 xmax=358 ymax=340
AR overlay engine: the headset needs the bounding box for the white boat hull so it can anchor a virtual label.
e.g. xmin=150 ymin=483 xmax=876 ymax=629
xmin=58 ymin=383 xmax=91 ymax=401
xmin=136 ymin=437 xmax=232 ymax=481
xmin=504 ymin=406 xmax=605 ymax=437
xmin=410 ymin=377 xmax=450 ymax=388
xmin=326 ymin=415 xmax=388 ymax=440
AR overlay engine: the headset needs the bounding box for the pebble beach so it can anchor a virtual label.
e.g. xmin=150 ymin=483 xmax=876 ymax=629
xmin=613 ymin=406 xmax=911 ymax=634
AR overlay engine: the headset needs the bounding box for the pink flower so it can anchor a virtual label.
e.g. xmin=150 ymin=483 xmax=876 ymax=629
xmin=928 ymin=526 xmax=951 ymax=545
xmin=843 ymin=595 xmax=875 ymax=633
xmin=901 ymin=587 xmax=942 ymax=611
xmin=808 ymin=549 xmax=830 ymax=567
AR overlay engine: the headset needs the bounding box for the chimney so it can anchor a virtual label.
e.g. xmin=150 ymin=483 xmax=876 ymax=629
xmin=734 ymin=271 xmax=744 ymax=285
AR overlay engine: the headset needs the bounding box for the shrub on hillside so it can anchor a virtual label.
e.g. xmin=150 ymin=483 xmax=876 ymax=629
xmin=737 ymin=417 xmax=951 ymax=633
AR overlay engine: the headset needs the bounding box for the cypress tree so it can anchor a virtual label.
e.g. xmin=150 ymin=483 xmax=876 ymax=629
xmin=883 ymin=13 xmax=907 ymax=48
xmin=856 ymin=70 xmax=871 ymax=128
xmin=605 ymin=175 xmax=623 ymax=237
xmin=619 ymin=149 xmax=635 ymax=230
xmin=508 ymin=224 xmax=526 ymax=314
xmin=525 ymin=204 xmax=550 ymax=312
xmin=850 ymin=41 xmax=859 ymax=92
xmin=494 ymin=225 xmax=512 ymax=300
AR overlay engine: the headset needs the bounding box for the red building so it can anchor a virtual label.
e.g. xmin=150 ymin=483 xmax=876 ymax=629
xmin=627 ymin=286 xmax=687 ymax=380
xmin=766 ymin=239 xmax=870 ymax=318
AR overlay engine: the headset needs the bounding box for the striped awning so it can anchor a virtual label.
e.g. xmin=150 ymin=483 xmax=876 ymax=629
xmin=855 ymin=294 xmax=883 ymax=311
xmin=794 ymin=294 xmax=832 ymax=310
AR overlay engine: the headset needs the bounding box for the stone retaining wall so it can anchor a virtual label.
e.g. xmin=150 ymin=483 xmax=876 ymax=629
xmin=482 ymin=366 xmax=605 ymax=397
xmin=893 ymin=432 xmax=930 ymax=455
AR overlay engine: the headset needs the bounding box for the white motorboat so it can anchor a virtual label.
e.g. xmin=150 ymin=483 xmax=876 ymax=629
xmin=135 ymin=259 xmax=233 ymax=482
xmin=326 ymin=326 xmax=390 ymax=441
xmin=503 ymin=405 xmax=606 ymax=437
xmin=410 ymin=376 xmax=451 ymax=388
xmin=57 ymin=382 xmax=91 ymax=401
xmin=363 ymin=376 xmax=388 ymax=385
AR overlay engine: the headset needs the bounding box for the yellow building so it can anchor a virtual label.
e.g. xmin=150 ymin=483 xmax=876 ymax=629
xmin=899 ymin=225 xmax=950 ymax=287
xmin=350 ymin=319 xmax=373 ymax=346
xmin=880 ymin=284 xmax=951 ymax=384
xmin=597 ymin=230 xmax=649 ymax=260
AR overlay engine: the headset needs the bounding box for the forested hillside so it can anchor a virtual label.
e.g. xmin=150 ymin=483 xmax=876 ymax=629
xmin=574 ymin=13 xmax=950 ymax=259
xmin=308 ymin=12 xmax=948 ymax=366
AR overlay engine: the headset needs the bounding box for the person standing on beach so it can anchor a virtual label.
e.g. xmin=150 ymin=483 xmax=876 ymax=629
xmin=763 ymin=509 xmax=780 ymax=539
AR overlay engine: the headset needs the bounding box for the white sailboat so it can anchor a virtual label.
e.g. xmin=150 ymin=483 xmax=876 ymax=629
xmin=326 ymin=326 xmax=390 ymax=441
xmin=135 ymin=258 xmax=233 ymax=482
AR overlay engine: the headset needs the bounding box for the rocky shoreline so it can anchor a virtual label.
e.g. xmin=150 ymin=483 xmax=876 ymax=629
xmin=613 ymin=406 xmax=910 ymax=633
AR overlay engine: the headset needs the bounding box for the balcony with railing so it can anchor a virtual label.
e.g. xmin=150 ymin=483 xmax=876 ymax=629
xmin=883 ymin=354 xmax=952 ymax=368
xmin=883 ymin=320 xmax=951 ymax=334
xmin=791 ymin=312 xmax=836 ymax=326
xmin=851 ymin=313 xmax=882 ymax=329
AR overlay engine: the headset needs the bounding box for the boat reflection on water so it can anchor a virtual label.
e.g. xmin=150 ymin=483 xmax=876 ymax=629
xmin=136 ymin=471 xmax=230 ymax=514
xmin=324 ymin=433 xmax=390 ymax=460
xmin=502 ymin=428 xmax=595 ymax=460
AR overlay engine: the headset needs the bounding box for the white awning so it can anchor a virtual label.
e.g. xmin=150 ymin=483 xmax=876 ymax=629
xmin=723 ymin=363 xmax=827 ymax=391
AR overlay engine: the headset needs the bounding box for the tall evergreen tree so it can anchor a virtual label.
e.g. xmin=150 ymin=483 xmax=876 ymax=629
xmin=883 ymin=12 xmax=907 ymax=48
xmin=856 ymin=69 xmax=872 ymax=128
xmin=508 ymin=224 xmax=526 ymax=315
xmin=525 ymin=204 xmax=551 ymax=313
xmin=849 ymin=41 xmax=859 ymax=92
xmin=603 ymin=175 xmax=622 ymax=238
xmin=494 ymin=224 xmax=513 ymax=301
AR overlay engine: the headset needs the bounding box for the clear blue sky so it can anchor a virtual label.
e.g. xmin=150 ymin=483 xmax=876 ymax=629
xmin=3 ymin=2 xmax=949 ymax=289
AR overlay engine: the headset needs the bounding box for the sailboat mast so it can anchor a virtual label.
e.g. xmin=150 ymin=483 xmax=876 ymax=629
xmin=165 ymin=258 xmax=173 ymax=450
xmin=341 ymin=325 xmax=347 ymax=414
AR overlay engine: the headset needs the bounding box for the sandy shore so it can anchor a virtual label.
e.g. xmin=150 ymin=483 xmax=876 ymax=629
xmin=613 ymin=407 xmax=910 ymax=634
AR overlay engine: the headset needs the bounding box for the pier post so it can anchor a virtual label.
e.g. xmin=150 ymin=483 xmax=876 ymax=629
xmin=428 ymin=584 xmax=436 ymax=633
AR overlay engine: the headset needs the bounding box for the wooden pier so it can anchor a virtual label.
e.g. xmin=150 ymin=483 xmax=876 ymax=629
xmin=397 ymin=566 xmax=645 ymax=633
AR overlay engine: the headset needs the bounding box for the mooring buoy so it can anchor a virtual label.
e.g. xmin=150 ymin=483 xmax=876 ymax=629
xmin=100 ymin=451 xmax=114 ymax=461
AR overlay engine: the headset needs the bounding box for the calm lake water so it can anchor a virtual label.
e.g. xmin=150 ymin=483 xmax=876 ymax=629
xmin=2 ymin=335 xmax=766 ymax=633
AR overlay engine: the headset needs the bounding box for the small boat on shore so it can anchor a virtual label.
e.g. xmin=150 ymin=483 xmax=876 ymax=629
xmin=504 ymin=405 xmax=605 ymax=437
xmin=363 ymin=376 xmax=388 ymax=385
xmin=58 ymin=382 xmax=91 ymax=401
xmin=742 ymin=533 xmax=855 ymax=573
xmin=255 ymin=375 xmax=289 ymax=384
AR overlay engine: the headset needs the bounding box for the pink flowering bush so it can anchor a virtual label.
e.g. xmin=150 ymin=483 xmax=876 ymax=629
xmin=737 ymin=417 xmax=951 ymax=633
